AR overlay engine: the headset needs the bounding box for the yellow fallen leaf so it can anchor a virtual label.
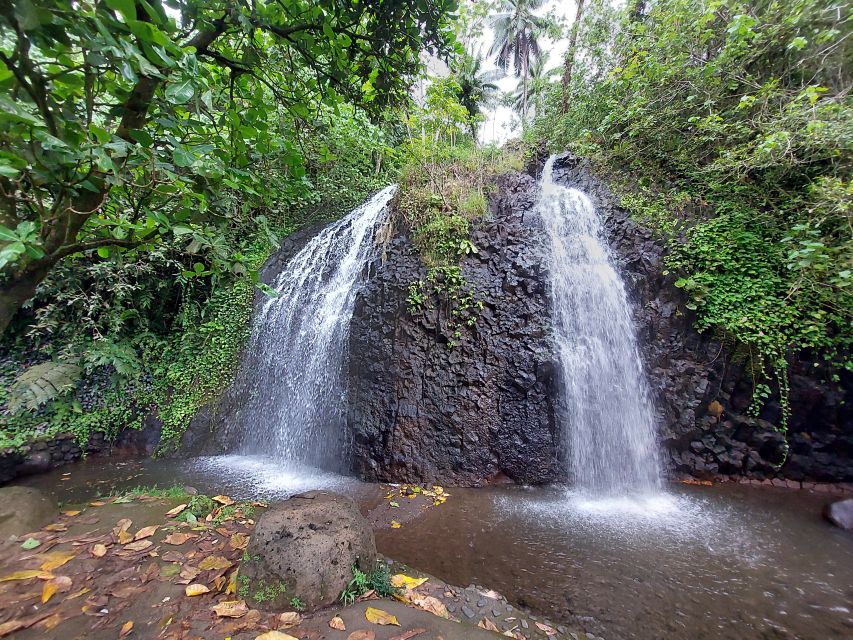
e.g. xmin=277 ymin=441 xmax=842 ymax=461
xmin=0 ymin=570 xmax=52 ymax=582
xmin=212 ymin=495 xmax=235 ymax=506
xmin=185 ymin=583 xmax=210 ymax=597
xmin=198 ymin=555 xmax=232 ymax=570
xmin=225 ymin=569 xmax=239 ymax=595
xmin=43 ymin=523 xmax=67 ymax=532
xmin=119 ymin=620 xmax=134 ymax=637
xmin=133 ymin=525 xmax=158 ymax=541
xmin=40 ymin=551 xmax=77 ymax=571
xmin=41 ymin=576 xmax=72 ymax=603
xmin=535 ymin=621 xmax=558 ymax=636
xmin=39 ymin=613 xmax=63 ymax=630
xmin=117 ymin=529 xmax=134 ymax=544
xmin=89 ymin=501 xmax=106 ymax=507
xmin=165 ymin=503 xmax=187 ymax=517
xmin=255 ymin=632 xmax=299 ymax=640
xmin=329 ymin=615 xmax=346 ymax=630
xmin=66 ymin=587 xmax=90 ymax=600
xmin=278 ymin=611 xmax=302 ymax=628
xmin=479 ymin=618 xmax=500 ymax=632
xmin=390 ymin=574 xmax=428 ymax=590
xmin=211 ymin=600 xmax=249 ymax=618
xmin=390 ymin=521 xmax=401 ymax=529
xmin=364 ymin=607 xmax=400 ymax=626
xmin=91 ymin=543 xmax=108 ymax=558
xmin=61 ymin=510 xmax=81 ymax=517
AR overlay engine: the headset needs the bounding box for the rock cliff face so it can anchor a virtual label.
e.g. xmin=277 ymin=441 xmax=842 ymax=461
xmin=347 ymin=173 xmax=563 ymax=485
xmin=347 ymin=154 xmax=851 ymax=485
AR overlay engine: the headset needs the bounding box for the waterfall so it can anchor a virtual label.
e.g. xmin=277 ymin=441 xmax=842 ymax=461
xmin=232 ymin=186 xmax=397 ymax=471
xmin=538 ymin=157 xmax=660 ymax=496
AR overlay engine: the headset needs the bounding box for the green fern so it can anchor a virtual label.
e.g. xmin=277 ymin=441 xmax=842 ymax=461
xmin=6 ymin=361 xmax=81 ymax=414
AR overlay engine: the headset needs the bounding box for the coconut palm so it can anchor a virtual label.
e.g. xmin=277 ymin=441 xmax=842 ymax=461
xmin=508 ymin=52 xmax=559 ymax=120
xmin=488 ymin=0 xmax=548 ymax=120
xmin=451 ymin=51 xmax=504 ymax=137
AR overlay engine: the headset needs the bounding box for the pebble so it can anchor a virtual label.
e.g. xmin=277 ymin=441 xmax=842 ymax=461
xmin=462 ymin=605 xmax=475 ymax=619
xmin=447 ymin=605 xmax=456 ymax=613
xmin=478 ymin=598 xmax=486 ymax=607
xmin=506 ymin=605 xmax=513 ymax=612
xmin=521 ymin=619 xmax=529 ymax=629
xmin=492 ymin=608 xmax=501 ymax=617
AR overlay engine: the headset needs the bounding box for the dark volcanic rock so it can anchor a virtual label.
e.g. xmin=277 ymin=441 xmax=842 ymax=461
xmin=240 ymin=490 xmax=376 ymax=610
xmin=348 ymin=172 xmax=562 ymax=485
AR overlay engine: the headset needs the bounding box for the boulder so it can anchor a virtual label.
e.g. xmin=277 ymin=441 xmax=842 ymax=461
xmin=0 ymin=486 xmax=58 ymax=539
xmin=240 ymin=490 xmax=376 ymax=610
xmin=823 ymin=498 xmax=853 ymax=531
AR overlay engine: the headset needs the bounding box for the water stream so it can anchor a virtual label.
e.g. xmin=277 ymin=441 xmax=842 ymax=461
xmin=229 ymin=186 xmax=396 ymax=471
xmin=538 ymin=156 xmax=660 ymax=496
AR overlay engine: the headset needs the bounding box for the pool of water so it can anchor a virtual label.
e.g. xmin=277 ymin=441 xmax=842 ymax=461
xmin=16 ymin=456 xmax=853 ymax=640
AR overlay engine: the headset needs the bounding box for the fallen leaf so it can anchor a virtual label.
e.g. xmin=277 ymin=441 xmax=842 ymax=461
xmin=160 ymin=564 xmax=181 ymax=578
xmin=330 ymin=615 xmax=346 ymax=630
xmin=180 ymin=565 xmax=201 ymax=582
xmin=212 ymin=495 xmax=235 ymax=506
xmin=365 ymin=607 xmax=400 ymax=626
xmin=163 ymin=532 xmax=194 ymax=545
xmin=61 ymin=510 xmax=81 ymax=517
xmin=185 ymin=583 xmax=210 ymax=596
xmin=38 ymin=613 xmax=63 ymax=631
xmin=65 ymin=587 xmax=90 ymax=600
xmin=89 ymin=501 xmax=106 ymax=507
xmin=479 ymin=618 xmax=500 ymax=632
xmin=389 ymin=501 xmax=399 ymax=508
xmin=117 ymin=529 xmax=134 ymax=544
xmin=39 ymin=550 xmax=77 ymax=571
xmin=0 ymin=612 xmax=53 ymax=637
xmin=211 ymin=600 xmax=249 ymax=618
xmin=347 ymin=632 xmax=376 ymax=640
xmin=133 ymin=525 xmax=158 ymax=541
xmin=388 ymin=630 xmax=426 ymax=640
xmin=255 ymin=632 xmax=299 ymax=640
xmin=122 ymin=540 xmax=153 ymax=552
xmin=226 ymin=569 xmax=238 ymax=595
xmin=115 ymin=518 xmax=132 ymax=531
xmin=229 ymin=532 xmax=249 ymax=550
xmin=91 ymin=543 xmax=108 ymax=557
xmin=535 ymin=621 xmax=558 ymax=636
xmin=198 ymin=555 xmax=232 ymax=571
xmin=41 ymin=576 xmax=72 ymax=603
xmin=278 ymin=611 xmax=303 ymax=627
xmin=390 ymin=574 xmax=428 ymax=590
xmin=0 ymin=569 xmax=52 ymax=582
xmin=212 ymin=575 xmax=226 ymax=591
xmin=166 ymin=503 xmax=188 ymax=517
xmin=410 ymin=595 xmax=448 ymax=619
xmin=120 ymin=620 xmax=134 ymax=637
xmin=20 ymin=537 xmax=41 ymax=550
xmin=43 ymin=523 xmax=67 ymax=532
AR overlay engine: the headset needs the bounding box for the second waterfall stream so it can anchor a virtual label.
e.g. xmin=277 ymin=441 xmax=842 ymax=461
xmin=537 ymin=157 xmax=661 ymax=496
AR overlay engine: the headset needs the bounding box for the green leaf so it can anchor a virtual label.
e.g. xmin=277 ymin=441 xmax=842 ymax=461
xmin=97 ymin=246 xmax=110 ymax=258
xmin=105 ymin=0 xmax=137 ymax=21
xmin=165 ymin=79 xmax=194 ymax=104
xmin=20 ymin=538 xmax=41 ymax=550
xmin=129 ymin=129 xmax=154 ymax=147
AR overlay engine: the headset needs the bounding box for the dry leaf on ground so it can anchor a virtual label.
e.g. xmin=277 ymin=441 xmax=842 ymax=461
xmin=390 ymin=574 xmax=428 ymax=589
xmin=164 ymin=532 xmax=194 ymax=545
xmin=199 ymin=555 xmax=232 ymax=570
xmin=229 ymin=532 xmax=249 ymax=550
xmin=133 ymin=525 xmax=158 ymax=540
xmin=255 ymin=631 xmax=299 ymax=640
xmin=119 ymin=620 xmax=134 ymax=637
xmin=478 ymin=618 xmax=500 ymax=632
xmin=39 ymin=551 xmax=77 ymax=571
xmin=278 ymin=611 xmax=302 ymax=627
xmin=330 ymin=615 xmax=346 ymax=630
xmin=409 ymin=595 xmax=448 ymax=619
xmin=91 ymin=543 xmax=108 ymax=557
xmin=364 ymin=607 xmax=400 ymax=626
xmin=121 ymin=539 xmax=153 ymax=552
xmin=535 ymin=621 xmax=558 ymax=636
xmin=41 ymin=576 xmax=72 ymax=603
xmin=166 ymin=504 xmax=187 ymax=517
xmin=212 ymin=495 xmax=235 ymax=506
xmin=185 ymin=584 xmax=211 ymax=596
xmin=43 ymin=523 xmax=67 ymax=532
xmin=0 ymin=570 xmax=52 ymax=582
xmin=347 ymin=631 xmax=376 ymax=640
xmin=212 ymin=599 xmax=249 ymax=618
xmin=61 ymin=510 xmax=81 ymax=517
xmin=388 ymin=630 xmax=426 ymax=640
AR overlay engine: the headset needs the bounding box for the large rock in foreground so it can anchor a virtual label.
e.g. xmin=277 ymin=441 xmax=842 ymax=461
xmin=823 ymin=499 xmax=853 ymax=531
xmin=240 ymin=491 xmax=376 ymax=610
xmin=0 ymin=486 xmax=58 ymax=539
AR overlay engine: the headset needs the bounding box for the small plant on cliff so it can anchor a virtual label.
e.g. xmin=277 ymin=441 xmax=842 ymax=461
xmin=340 ymin=562 xmax=397 ymax=605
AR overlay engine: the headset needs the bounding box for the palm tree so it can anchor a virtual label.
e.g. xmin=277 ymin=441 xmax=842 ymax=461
xmin=451 ymin=51 xmax=503 ymax=138
xmin=508 ymin=52 xmax=558 ymax=119
xmin=489 ymin=0 xmax=548 ymax=121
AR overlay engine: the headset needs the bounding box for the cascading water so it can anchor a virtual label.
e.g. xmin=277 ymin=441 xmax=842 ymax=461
xmin=230 ymin=186 xmax=397 ymax=472
xmin=538 ymin=157 xmax=660 ymax=496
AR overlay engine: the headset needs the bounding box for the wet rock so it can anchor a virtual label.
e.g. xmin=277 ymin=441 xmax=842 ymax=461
xmin=0 ymin=486 xmax=58 ymax=538
xmin=462 ymin=605 xmax=475 ymax=618
xmin=823 ymin=498 xmax=853 ymax=531
xmin=240 ymin=490 xmax=376 ymax=610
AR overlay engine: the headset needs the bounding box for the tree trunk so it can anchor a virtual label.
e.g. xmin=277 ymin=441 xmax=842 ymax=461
xmin=0 ymin=259 xmax=52 ymax=334
xmin=522 ymin=52 xmax=529 ymax=124
xmin=561 ymin=0 xmax=586 ymax=114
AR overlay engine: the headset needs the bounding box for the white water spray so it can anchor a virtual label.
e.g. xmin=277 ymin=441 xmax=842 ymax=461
xmin=538 ymin=157 xmax=660 ymax=496
xmin=232 ymin=186 xmax=396 ymax=470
